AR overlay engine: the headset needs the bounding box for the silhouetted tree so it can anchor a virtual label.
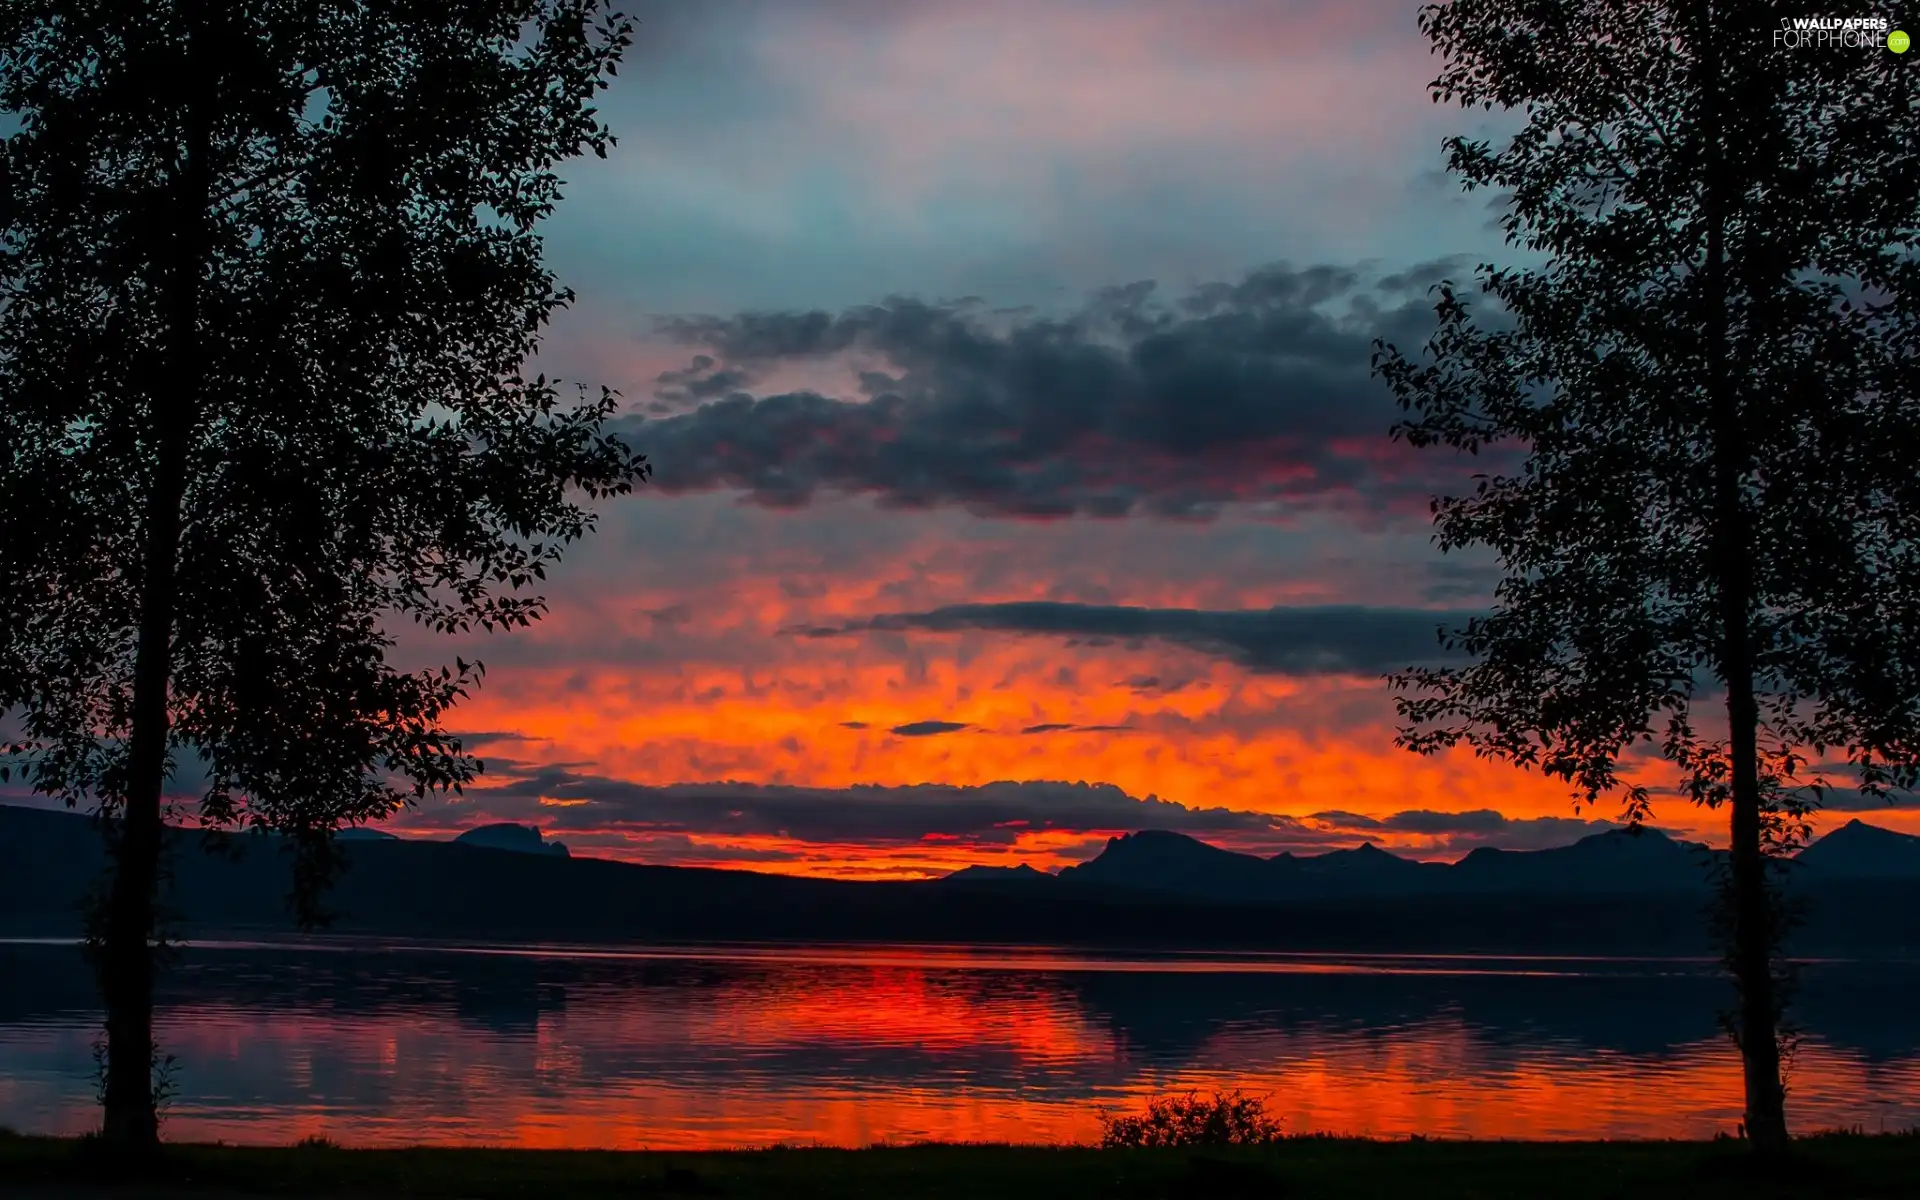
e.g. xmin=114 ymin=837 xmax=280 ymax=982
xmin=0 ymin=1 xmax=642 ymax=1149
xmin=1373 ymin=0 xmax=1919 ymax=1154
xmin=1097 ymin=1090 xmax=1284 ymax=1149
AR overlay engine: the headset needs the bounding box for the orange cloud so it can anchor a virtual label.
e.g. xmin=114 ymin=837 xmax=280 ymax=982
xmin=419 ymin=600 xmax=1633 ymax=875
xmin=376 ymin=493 xmax=1920 ymax=878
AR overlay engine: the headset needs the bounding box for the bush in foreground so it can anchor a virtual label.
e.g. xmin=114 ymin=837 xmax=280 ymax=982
xmin=1097 ymin=1090 xmax=1283 ymax=1148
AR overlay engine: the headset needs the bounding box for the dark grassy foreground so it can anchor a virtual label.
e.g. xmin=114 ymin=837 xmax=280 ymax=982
xmin=4 ymin=1132 xmax=1920 ymax=1200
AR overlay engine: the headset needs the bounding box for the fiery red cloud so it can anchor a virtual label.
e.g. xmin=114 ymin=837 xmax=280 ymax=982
xmin=359 ymin=497 xmax=1920 ymax=879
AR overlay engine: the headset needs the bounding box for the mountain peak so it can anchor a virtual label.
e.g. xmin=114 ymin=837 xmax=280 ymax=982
xmin=1125 ymin=829 xmax=1207 ymax=846
xmin=1309 ymin=841 xmax=1406 ymax=864
xmin=453 ymin=822 xmax=569 ymax=857
xmin=940 ymin=862 xmax=1050 ymax=887
xmin=1828 ymin=818 xmax=1903 ymax=839
xmin=1582 ymin=824 xmax=1671 ymax=843
xmin=1797 ymin=819 xmax=1920 ymax=878
xmin=1561 ymin=825 xmax=1700 ymax=858
xmin=1060 ymin=828 xmax=1274 ymax=899
xmin=944 ymin=862 xmax=1044 ymax=879
xmin=1100 ymin=829 xmax=1237 ymax=859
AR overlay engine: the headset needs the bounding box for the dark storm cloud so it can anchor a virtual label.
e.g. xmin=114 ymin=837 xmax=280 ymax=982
xmin=652 ymin=354 xmax=754 ymax=404
xmin=1380 ymin=808 xmax=1512 ymax=835
xmin=1312 ymin=806 xmax=1652 ymax=853
xmin=818 ymin=602 xmax=1477 ymax=675
xmin=1420 ymin=559 xmax=1502 ymax=603
xmin=465 ymin=772 xmax=1298 ymax=846
xmin=449 ymin=731 xmax=547 ymax=751
xmin=621 ymin=263 xmax=1470 ymax=519
xmin=1374 ymin=256 xmax=1472 ymax=294
xmin=889 ymin=720 xmax=970 ymax=737
xmin=1778 ymin=787 xmax=1920 ymax=813
xmin=399 ymin=769 xmax=1650 ymax=860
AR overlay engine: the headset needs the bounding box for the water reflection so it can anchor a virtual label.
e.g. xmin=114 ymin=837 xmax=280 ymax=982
xmin=1 ymin=939 xmax=1916 ymax=1147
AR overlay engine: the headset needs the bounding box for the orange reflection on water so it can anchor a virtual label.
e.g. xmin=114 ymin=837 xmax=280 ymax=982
xmin=69 ymin=1021 xmax=1916 ymax=1148
xmin=3 ymin=942 xmax=1916 ymax=1148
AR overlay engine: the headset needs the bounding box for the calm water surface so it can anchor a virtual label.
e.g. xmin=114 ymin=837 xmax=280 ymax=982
xmin=2 ymin=938 xmax=1916 ymax=1147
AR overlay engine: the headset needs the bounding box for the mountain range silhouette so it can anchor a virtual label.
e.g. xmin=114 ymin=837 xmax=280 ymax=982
xmin=1019 ymin=818 xmax=1920 ymax=901
xmin=3 ymin=803 xmax=1917 ymax=955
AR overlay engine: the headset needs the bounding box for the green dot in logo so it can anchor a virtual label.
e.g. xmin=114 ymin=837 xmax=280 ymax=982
xmin=1892 ymin=30 xmax=1912 ymax=53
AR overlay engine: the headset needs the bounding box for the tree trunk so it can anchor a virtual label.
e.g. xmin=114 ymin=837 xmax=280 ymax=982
xmin=97 ymin=0 xmax=208 ymax=1151
xmin=1696 ymin=0 xmax=1789 ymax=1155
xmin=98 ymin=342 xmax=192 ymax=1154
xmin=97 ymin=754 xmax=165 ymax=1149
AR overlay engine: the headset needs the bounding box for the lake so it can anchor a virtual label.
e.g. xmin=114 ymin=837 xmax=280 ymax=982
xmin=2 ymin=939 xmax=1917 ymax=1147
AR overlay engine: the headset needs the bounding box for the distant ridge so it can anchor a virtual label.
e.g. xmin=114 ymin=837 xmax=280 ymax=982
xmin=939 ymin=862 xmax=1050 ymax=886
xmin=1049 ymin=824 xmax=1720 ymax=902
xmin=1795 ymin=819 xmax=1920 ymax=879
xmin=2 ymin=803 xmax=1917 ymax=956
xmin=453 ymin=822 xmax=569 ymax=857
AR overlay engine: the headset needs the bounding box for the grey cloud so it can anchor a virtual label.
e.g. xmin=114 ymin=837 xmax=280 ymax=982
xmin=1380 ymin=808 xmax=1512 ymax=835
xmin=392 ymin=769 xmax=1659 ymax=865
xmin=621 ymin=262 xmax=1477 ymax=520
xmin=1420 ymin=559 xmax=1501 ymax=603
xmin=1373 ymin=256 xmax=1473 ymax=294
xmin=1307 ymin=807 xmax=1642 ymax=852
xmin=1643 ymin=779 xmax=1920 ymax=814
xmin=889 ymin=720 xmax=969 ymax=737
xmin=446 ymin=731 xmax=550 ymax=751
xmin=1429 ymin=817 xmax=1640 ymax=853
xmin=1308 ymin=810 xmax=1384 ymax=831
xmin=823 ymin=602 xmax=1477 ymax=675
xmin=556 ymin=830 xmax=807 ymax=864
xmin=456 ymin=772 xmax=1302 ymax=847
xmin=1793 ymin=787 xmax=1920 ymax=813
xmin=653 ymin=355 xmax=754 ymax=405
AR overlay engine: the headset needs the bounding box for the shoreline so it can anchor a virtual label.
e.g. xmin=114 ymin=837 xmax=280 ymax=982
xmin=5 ymin=929 xmax=1916 ymax=969
xmin=5 ymin=1132 xmax=1920 ymax=1198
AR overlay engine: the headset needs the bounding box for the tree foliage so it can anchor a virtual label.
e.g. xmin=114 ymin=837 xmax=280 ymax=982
xmin=1097 ymin=1091 xmax=1284 ymax=1149
xmin=0 ymin=0 xmax=642 ymax=895
xmin=1373 ymin=0 xmax=1920 ymax=1150
xmin=0 ymin=0 xmax=643 ymax=1145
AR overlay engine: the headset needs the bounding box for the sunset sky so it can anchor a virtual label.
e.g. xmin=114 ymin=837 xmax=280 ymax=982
xmin=368 ymin=0 xmax=1914 ymax=877
xmin=33 ymin=0 xmax=1912 ymax=879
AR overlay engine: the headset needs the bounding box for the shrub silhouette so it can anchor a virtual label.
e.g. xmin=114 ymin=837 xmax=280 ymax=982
xmin=1097 ymin=1090 xmax=1283 ymax=1148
